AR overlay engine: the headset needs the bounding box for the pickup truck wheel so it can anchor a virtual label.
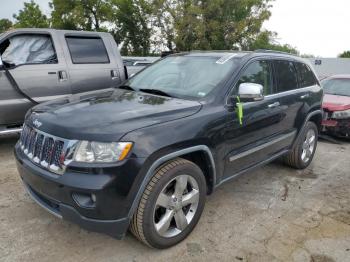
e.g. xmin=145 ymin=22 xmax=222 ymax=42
xmin=130 ymin=158 xmax=206 ymax=249
xmin=284 ymin=122 xmax=318 ymax=169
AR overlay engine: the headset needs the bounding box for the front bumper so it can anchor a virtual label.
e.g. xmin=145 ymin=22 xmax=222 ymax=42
xmin=22 ymin=181 xmax=129 ymax=238
xmin=15 ymin=143 xmax=145 ymax=239
xmin=322 ymin=119 xmax=350 ymax=137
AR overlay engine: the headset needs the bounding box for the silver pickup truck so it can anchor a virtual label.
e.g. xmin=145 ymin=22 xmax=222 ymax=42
xmin=0 ymin=28 xmax=126 ymax=136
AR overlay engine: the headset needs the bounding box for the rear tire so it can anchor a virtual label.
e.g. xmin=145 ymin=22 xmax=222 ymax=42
xmin=284 ymin=121 xmax=318 ymax=169
xmin=130 ymin=158 xmax=206 ymax=249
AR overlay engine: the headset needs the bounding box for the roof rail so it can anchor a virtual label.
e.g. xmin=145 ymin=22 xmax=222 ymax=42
xmin=254 ymin=49 xmax=298 ymax=56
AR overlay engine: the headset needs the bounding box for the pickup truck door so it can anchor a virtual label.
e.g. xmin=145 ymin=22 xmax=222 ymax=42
xmin=61 ymin=33 xmax=122 ymax=94
xmin=0 ymin=31 xmax=71 ymax=126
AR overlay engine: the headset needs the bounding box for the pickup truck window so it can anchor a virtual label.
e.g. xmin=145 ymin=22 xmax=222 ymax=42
xmin=65 ymin=36 xmax=110 ymax=64
xmin=0 ymin=34 xmax=57 ymax=66
xmin=126 ymin=56 xmax=239 ymax=99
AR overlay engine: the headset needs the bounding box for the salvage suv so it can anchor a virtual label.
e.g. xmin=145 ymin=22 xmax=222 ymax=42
xmin=14 ymin=51 xmax=323 ymax=249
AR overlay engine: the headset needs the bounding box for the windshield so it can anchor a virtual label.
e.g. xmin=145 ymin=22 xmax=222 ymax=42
xmin=125 ymin=55 xmax=239 ymax=99
xmin=322 ymin=78 xmax=350 ymax=97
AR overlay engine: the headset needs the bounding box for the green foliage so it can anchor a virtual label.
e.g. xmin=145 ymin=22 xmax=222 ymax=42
xmin=0 ymin=19 xmax=13 ymax=33
xmin=248 ymin=30 xmax=299 ymax=54
xmin=13 ymin=0 xmax=49 ymax=28
xmin=9 ymin=0 xmax=299 ymax=56
xmin=339 ymin=51 xmax=350 ymax=58
xmin=50 ymin=0 xmax=113 ymax=31
xmin=152 ymin=0 xmax=273 ymax=52
xmin=111 ymin=0 xmax=152 ymax=56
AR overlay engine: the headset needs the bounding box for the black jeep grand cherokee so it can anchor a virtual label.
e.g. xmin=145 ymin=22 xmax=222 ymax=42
xmin=15 ymin=51 xmax=323 ymax=249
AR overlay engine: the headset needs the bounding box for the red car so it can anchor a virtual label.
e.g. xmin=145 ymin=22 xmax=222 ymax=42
xmin=321 ymin=75 xmax=350 ymax=137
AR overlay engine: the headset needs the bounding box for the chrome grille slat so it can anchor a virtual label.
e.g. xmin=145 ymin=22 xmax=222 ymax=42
xmin=19 ymin=124 xmax=77 ymax=175
xmin=51 ymin=141 xmax=64 ymax=167
xmin=28 ymin=130 xmax=37 ymax=158
xmin=33 ymin=134 xmax=44 ymax=162
xmin=41 ymin=137 xmax=54 ymax=167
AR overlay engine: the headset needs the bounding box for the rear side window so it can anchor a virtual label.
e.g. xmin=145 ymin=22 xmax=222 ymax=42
xmin=236 ymin=60 xmax=273 ymax=95
xmin=295 ymin=62 xmax=318 ymax=88
xmin=273 ymin=60 xmax=298 ymax=92
xmin=66 ymin=36 xmax=109 ymax=64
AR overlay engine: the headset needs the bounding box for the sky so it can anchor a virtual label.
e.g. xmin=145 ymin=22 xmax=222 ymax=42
xmin=0 ymin=0 xmax=349 ymax=58
xmin=263 ymin=0 xmax=350 ymax=58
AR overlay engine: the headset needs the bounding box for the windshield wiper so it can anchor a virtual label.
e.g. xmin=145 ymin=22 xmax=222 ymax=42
xmin=117 ymin=84 xmax=135 ymax=91
xmin=139 ymin=88 xmax=174 ymax=98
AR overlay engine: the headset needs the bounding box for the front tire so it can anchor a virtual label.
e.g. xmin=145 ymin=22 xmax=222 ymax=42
xmin=130 ymin=158 xmax=207 ymax=249
xmin=284 ymin=121 xmax=318 ymax=169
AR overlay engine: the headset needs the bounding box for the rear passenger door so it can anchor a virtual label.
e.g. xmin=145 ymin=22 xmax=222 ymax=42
xmin=63 ymin=34 xmax=120 ymax=94
xmin=294 ymin=62 xmax=320 ymax=124
xmin=272 ymin=60 xmax=303 ymax=136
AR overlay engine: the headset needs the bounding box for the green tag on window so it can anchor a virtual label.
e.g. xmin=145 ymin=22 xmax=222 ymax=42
xmin=236 ymin=97 xmax=243 ymax=125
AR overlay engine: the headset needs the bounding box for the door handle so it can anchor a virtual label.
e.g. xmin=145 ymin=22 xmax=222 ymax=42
xmin=268 ymin=102 xmax=280 ymax=108
xmin=58 ymin=71 xmax=68 ymax=81
xmin=111 ymin=70 xmax=119 ymax=80
xmin=300 ymin=94 xmax=310 ymax=99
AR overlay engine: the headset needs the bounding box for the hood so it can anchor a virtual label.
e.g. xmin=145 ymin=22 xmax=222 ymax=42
xmin=26 ymin=89 xmax=202 ymax=141
xmin=323 ymin=94 xmax=350 ymax=112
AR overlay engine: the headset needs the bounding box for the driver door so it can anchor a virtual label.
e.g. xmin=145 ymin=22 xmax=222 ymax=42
xmin=0 ymin=31 xmax=71 ymax=126
xmin=223 ymin=59 xmax=286 ymax=179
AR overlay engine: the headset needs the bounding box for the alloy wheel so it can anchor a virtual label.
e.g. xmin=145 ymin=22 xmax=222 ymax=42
xmin=301 ymin=129 xmax=316 ymax=163
xmin=153 ymin=174 xmax=200 ymax=238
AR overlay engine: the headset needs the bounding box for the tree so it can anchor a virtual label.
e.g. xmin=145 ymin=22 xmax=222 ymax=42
xmin=49 ymin=0 xmax=152 ymax=55
xmin=339 ymin=51 xmax=350 ymax=58
xmin=152 ymin=0 xmax=273 ymax=52
xmin=0 ymin=19 xmax=13 ymax=33
xmin=111 ymin=0 xmax=152 ymax=56
xmin=247 ymin=30 xmax=299 ymax=54
xmin=13 ymin=0 xmax=49 ymax=28
xmin=50 ymin=0 xmax=113 ymax=31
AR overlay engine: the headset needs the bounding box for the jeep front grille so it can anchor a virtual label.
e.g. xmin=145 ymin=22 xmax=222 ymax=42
xmin=19 ymin=125 xmax=77 ymax=174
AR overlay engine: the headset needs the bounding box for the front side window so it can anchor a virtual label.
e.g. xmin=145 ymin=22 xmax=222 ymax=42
xmin=321 ymin=78 xmax=350 ymax=97
xmin=126 ymin=55 xmax=239 ymax=99
xmin=274 ymin=60 xmax=298 ymax=92
xmin=66 ymin=36 xmax=109 ymax=64
xmin=295 ymin=62 xmax=318 ymax=88
xmin=236 ymin=60 xmax=272 ymax=95
xmin=0 ymin=34 xmax=57 ymax=66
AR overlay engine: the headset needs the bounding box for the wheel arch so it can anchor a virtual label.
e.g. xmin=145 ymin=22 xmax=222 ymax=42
xmin=293 ymin=110 xmax=323 ymax=148
xmin=127 ymin=145 xmax=216 ymax=219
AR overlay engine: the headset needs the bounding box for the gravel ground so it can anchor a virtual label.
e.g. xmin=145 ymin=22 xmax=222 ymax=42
xmin=0 ymin=135 xmax=349 ymax=262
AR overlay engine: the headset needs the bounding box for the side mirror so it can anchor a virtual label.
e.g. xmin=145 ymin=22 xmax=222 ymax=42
xmin=238 ymin=83 xmax=264 ymax=102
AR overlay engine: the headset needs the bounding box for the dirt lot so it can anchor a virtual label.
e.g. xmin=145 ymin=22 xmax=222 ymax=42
xmin=0 ymin=135 xmax=349 ymax=262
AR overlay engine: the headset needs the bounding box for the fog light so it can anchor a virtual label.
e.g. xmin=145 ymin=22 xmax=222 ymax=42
xmin=72 ymin=192 xmax=96 ymax=208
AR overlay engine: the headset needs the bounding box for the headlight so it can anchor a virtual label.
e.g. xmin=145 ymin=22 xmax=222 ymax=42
xmin=332 ymin=109 xmax=350 ymax=119
xmin=74 ymin=141 xmax=133 ymax=163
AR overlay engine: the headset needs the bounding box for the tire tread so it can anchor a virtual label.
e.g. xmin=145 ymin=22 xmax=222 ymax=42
xmin=130 ymin=158 xmax=193 ymax=247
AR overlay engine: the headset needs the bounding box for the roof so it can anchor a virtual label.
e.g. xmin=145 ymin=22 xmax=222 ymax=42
xmin=325 ymin=74 xmax=350 ymax=80
xmin=0 ymin=28 xmax=111 ymax=38
xmin=173 ymin=50 xmax=307 ymax=64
